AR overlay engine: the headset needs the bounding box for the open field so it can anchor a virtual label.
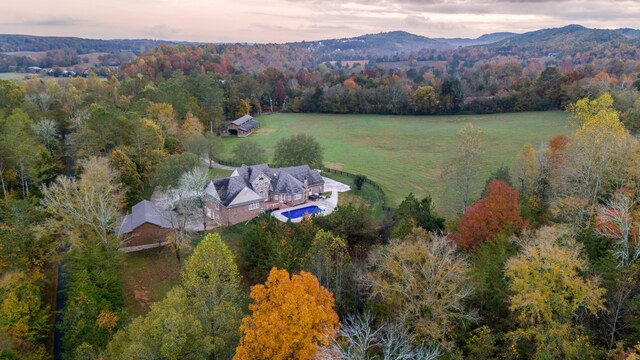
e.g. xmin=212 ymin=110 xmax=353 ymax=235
xmin=3 ymin=51 xmax=111 ymax=68
xmin=0 ymin=72 xmax=29 ymax=80
xmin=219 ymin=112 xmax=572 ymax=210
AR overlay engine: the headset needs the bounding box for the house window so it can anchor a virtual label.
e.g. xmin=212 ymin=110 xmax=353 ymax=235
xmin=294 ymin=193 xmax=302 ymax=200
xmin=249 ymin=203 xmax=259 ymax=210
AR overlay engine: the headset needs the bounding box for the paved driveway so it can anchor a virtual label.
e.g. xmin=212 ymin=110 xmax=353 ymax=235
xmin=322 ymin=176 xmax=351 ymax=207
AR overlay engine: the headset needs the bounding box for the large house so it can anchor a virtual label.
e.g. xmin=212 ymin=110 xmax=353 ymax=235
xmin=222 ymin=115 xmax=260 ymax=137
xmin=118 ymin=200 xmax=177 ymax=251
xmin=204 ymin=164 xmax=324 ymax=226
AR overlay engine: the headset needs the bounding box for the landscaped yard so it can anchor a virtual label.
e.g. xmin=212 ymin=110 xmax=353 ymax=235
xmin=218 ymin=112 xmax=573 ymax=210
xmin=121 ymin=246 xmax=184 ymax=316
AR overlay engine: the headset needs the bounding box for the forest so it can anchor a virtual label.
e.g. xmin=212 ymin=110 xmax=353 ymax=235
xmin=1 ymin=26 xmax=640 ymax=359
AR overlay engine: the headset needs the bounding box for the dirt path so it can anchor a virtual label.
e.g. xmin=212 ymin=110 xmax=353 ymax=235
xmin=202 ymin=157 xmax=237 ymax=171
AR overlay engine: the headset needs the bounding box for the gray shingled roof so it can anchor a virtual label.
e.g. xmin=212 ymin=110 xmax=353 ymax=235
xmin=272 ymin=173 xmax=305 ymax=194
xmin=275 ymin=165 xmax=324 ymax=186
xmin=211 ymin=176 xmax=259 ymax=207
xmin=208 ymin=164 xmax=324 ymax=207
xmin=236 ymin=164 xmax=272 ymax=184
xmin=118 ymin=200 xmax=175 ymax=234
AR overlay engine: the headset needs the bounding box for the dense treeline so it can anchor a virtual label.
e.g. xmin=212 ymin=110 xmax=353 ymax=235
xmin=118 ymin=42 xmax=640 ymax=129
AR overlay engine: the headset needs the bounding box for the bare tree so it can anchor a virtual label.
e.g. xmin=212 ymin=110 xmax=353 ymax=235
xmin=595 ymin=191 xmax=640 ymax=269
xmin=177 ymin=166 xmax=210 ymax=231
xmin=33 ymin=118 xmax=59 ymax=152
xmin=594 ymin=191 xmax=640 ymax=349
xmin=40 ymin=157 xmax=124 ymax=246
xmin=318 ymin=312 xmax=441 ymax=360
xmin=442 ymin=123 xmax=483 ymax=213
xmin=156 ymin=166 xmax=209 ymax=263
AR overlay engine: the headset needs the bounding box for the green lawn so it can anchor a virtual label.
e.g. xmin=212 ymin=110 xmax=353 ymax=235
xmin=323 ymin=171 xmax=386 ymax=220
xmin=219 ymin=112 xmax=572 ymax=210
xmin=208 ymin=167 xmax=234 ymax=179
xmin=0 ymin=72 xmax=28 ymax=81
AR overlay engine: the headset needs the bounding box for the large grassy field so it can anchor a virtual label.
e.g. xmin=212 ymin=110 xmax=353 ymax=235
xmin=219 ymin=112 xmax=572 ymax=209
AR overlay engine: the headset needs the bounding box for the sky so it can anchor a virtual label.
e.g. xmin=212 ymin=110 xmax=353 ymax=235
xmin=0 ymin=0 xmax=639 ymax=43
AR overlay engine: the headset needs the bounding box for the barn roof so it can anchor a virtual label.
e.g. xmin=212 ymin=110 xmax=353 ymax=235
xmin=231 ymin=115 xmax=260 ymax=131
xmin=232 ymin=115 xmax=253 ymax=125
xmin=238 ymin=119 xmax=260 ymax=131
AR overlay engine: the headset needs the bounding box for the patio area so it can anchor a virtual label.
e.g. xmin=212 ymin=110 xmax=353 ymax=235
xmin=271 ymin=176 xmax=350 ymax=223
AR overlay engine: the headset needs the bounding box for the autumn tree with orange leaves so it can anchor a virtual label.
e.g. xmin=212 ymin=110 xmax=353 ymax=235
xmin=453 ymin=180 xmax=525 ymax=249
xmin=234 ymin=268 xmax=339 ymax=360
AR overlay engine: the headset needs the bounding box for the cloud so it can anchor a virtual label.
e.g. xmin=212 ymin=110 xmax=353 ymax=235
xmin=1 ymin=0 xmax=639 ymax=43
xmin=24 ymin=16 xmax=82 ymax=27
xmin=139 ymin=24 xmax=181 ymax=39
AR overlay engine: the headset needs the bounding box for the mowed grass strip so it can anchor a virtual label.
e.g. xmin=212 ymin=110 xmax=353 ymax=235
xmin=219 ymin=112 xmax=572 ymax=209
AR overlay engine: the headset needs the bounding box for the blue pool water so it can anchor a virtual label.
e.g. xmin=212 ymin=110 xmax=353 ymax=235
xmin=282 ymin=205 xmax=323 ymax=219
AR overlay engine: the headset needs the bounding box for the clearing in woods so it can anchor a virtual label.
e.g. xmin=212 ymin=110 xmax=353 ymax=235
xmin=218 ymin=111 xmax=572 ymax=210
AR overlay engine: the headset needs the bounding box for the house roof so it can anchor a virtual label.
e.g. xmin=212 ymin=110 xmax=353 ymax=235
xmin=272 ymin=173 xmax=305 ymax=194
xmin=210 ymin=176 xmax=260 ymax=207
xmin=204 ymin=181 xmax=220 ymax=201
xmin=236 ymin=164 xmax=272 ymax=184
xmin=118 ymin=200 xmax=176 ymax=234
xmin=228 ymin=187 xmax=264 ymax=207
xmin=275 ymin=165 xmax=324 ymax=187
xmin=208 ymin=164 xmax=324 ymax=207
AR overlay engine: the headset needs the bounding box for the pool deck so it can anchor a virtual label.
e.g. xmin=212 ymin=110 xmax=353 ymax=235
xmin=271 ymin=176 xmax=350 ymax=223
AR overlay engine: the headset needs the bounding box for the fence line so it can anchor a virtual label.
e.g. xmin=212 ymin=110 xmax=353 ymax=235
xmin=211 ymin=157 xmax=394 ymax=213
xmin=320 ymin=167 xmax=393 ymax=213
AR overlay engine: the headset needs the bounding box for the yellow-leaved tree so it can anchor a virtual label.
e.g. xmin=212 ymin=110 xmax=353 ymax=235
xmin=505 ymin=226 xmax=606 ymax=359
xmin=514 ymin=143 xmax=538 ymax=196
xmin=560 ymin=93 xmax=632 ymax=225
xmin=233 ymin=268 xmax=339 ymax=360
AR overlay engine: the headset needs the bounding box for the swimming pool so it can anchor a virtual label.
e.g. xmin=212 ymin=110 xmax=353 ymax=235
xmin=281 ymin=205 xmax=324 ymax=219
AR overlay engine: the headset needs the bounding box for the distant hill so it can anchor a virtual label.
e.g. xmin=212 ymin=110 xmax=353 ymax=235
xmin=2 ymin=25 xmax=640 ymax=72
xmin=291 ymin=30 xmax=523 ymax=61
xmin=291 ymin=31 xmax=450 ymax=61
xmin=435 ymin=32 xmax=517 ymax=47
xmin=0 ymin=34 xmax=191 ymax=54
xmin=486 ymin=24 xmax=640 ymax=57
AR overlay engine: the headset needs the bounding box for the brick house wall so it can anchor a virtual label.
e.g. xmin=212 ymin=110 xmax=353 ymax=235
xmin=122 ymin=223 xmax=170 ymax=248
xmin=309 ymin=184 xmax=324 ymax=194
xmin=206 ymin=201 xmax=263 ymax=226
xmin=270 ymin=192 xmax=305 ymax=205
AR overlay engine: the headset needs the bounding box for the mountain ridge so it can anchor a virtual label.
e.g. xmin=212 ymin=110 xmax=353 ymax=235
xmin=2 ymin=24 xmax=639 ymax=66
